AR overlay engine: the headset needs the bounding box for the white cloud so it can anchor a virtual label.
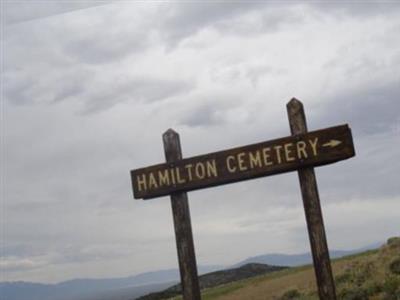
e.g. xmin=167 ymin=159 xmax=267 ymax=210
xmin=0 ymin=256 xmax=48 ymax=272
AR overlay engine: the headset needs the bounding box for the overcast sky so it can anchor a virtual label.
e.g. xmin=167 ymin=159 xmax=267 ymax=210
xmin=1 ymin=1 xmax=399 ymax=283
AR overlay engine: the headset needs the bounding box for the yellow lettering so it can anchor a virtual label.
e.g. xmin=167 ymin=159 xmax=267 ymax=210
xmin=309 ymin=138 xmax=318 ymax=156
xmin=148 ymin=173 xmax=158 ymax=189
xmin=195 ymin=163 xmax=206 ymax=179
xmin=226 ymin=156 xmax=237 ymax=173
xmin=136 ymin=174 xmax=147 ymax=192
xmin=296 ymin=141 xmax=308 ymax=159
xmin=262 ymin=147 xmax=273 ymax=166
xmin=175 ymin=167 xmax=186 ymax=184
xmin=184 ymin=164 xmax=194 ymax=181
xmin=158 ymin=170 xmax=170 ymax=187
xmin=284 ymin=143 xmax=295 ymax=162
xmin=249 ymin=151 xmax=262 ymax=168
xmin=237 ymin=152 xmax=247 ymax=171
xmin=206 ymin=160 xmax=218 ymax=177
xmin=274 ymin=145 xmax=283 ymax=164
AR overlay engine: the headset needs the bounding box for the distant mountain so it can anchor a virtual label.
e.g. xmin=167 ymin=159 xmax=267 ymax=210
xmin=231 ymin=250 xmax=348 ymax=268
xmin=72 ymin=282 xmax=177 ymax=300
xmin=0 ymin=282 xmax=53 ymax=300
xmin=137 ymin=263 xmax=287 ymax=300
xmin=0 ymin=265 xmax=221 ymax=300
xmin=1 ymin=242 xmax=382 ymax=300
xmin=232 ymin=242 xmax=383 ymax=268
xmin=0 ymin=280 xmax=177 ymax=300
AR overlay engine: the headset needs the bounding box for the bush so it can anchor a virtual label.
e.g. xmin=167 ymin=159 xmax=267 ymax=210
xmin=382 ymin=275 xmax=400 ymax=300
xmin=336 ymin=272 xmax=352 ymax=285
xmin=387 ymin=237 xmax=400 ymax=248
xmin=280 ymin=289 xmax=301 ymax=299
xmin=390 ymin=258 xmax=400 ymax=275
xmin=364 ymin=281 xmax=382 ymax=296
xmin=338 ymin=287 xmax=368 ymax=300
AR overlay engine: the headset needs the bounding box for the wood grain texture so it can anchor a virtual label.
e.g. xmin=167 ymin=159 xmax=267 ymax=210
xmin=163 ymin=129 xmax=201 ymax=300
xmin=287 ymin=98 xmax=337 ymax=300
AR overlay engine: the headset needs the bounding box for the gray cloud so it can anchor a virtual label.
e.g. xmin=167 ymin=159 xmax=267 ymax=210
xmin=160 ymin=2 xmax=269 ymax=47
xmin=2 ymin=73 xmax=36 ymax=105
xmin=0 ymin=256 xmax=48 ymax=272
xmin=3 ymin=47 xmax=193 ymax=112
xmin=245 ymin=65 xmax=287 ymax=87
xmin=178 ymin=94 xmax=244 ymax=128
xmin=3 ymin=1 xmax=112 ymax=25
xmin=311 ymin=1 xmax=400 ymax=18
xmin=180 ymin=102 xmax=224 ymax=127
xmin=2 ymin=1 xmax=399 ymax=283
xmin=315 ymin=81 xmax=400 ymax=136
xmin=1 ymin=244 xmax=40 ymax=258
xmin=4 ymin=68 xmax=91 ymax=105
xmin=215 ymin=4 xmax=305 ymax=37
xmin=65 ymin=34 xmax=149 ymax=65
xmin=0 ymin=243 xmax=136 ymax=273
xmin=81 ymin=78 xmax=195 ymax=113
xmin=3 ymin=4 xmax=195 ymax=113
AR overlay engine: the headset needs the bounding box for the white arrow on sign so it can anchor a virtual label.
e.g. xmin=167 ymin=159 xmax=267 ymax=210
xmin=322 ymin=140 xmax=342 ymax=148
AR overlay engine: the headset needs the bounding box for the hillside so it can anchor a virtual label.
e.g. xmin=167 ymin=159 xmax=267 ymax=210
xmin=0 ymin=241 xmax=394 ymax=300
xmin=137 ymin=263 xmax=287 ymax=300
xmin=182 ymin=237 xmax=400 ymax=300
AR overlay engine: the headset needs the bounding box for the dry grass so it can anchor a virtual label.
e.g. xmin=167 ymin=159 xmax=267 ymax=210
xmin=212 ymin=252 xmax=382 ymax=300
xmin=200 ymin=238 xmax=400 ymax=300
xmin=171 ymin=238 xmax=400 ymax=300
xmin=210 ymin=266 xmax=317 ymax=300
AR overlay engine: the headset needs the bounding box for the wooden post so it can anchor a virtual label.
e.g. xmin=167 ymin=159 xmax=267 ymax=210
xmin=287 ymin=98 xmax=337 ymax=300
xmin=163 ymin=129 xmax=201 ymax=300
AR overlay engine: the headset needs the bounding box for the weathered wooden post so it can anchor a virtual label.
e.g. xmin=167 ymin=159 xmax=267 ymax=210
xmin=162 ymin=129 xmax=201 ymax=300
xmin=287 ymin=98 xmax=337 ymax=299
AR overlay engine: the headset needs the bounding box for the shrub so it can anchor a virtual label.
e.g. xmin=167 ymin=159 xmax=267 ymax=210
xmin=389 ymin=258 xmax=400 ymax=275
xmin=280 ymin=289 xmax=301 ymax=299
xmin=387 ymin=237 xmax=400 ymax=248
xmin=364 ymin=281 xmax=382 ymax=296
xmin=382 ymin=275 xmax=400 ymax=300
xmin=336 ymin=272 xmax=352 ymax=285
xmin=338 ymin=287 xmax=368 ymax=300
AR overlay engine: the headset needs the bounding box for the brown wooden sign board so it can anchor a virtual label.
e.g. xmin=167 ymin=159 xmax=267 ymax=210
xmin=131 ymin=124 xmax=354 ymax=200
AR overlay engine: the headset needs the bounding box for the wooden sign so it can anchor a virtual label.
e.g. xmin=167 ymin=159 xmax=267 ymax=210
xmin=130 ymin=98 xmax=355 ymax=300
xmin=131 ymin=124 xmax=354 ymax=199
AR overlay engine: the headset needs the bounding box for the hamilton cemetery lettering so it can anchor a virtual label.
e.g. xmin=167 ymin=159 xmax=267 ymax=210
xmin=131 ymin=124 xmax=354 ymax=199
xmin=136 ymin=138 xmax=318 ymax=192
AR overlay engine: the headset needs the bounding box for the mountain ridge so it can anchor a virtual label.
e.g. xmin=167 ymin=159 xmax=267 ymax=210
xmin=1 ymin=242 xmax=383 ymax=300
xmin=232 ymin=242 xmax=383 ymax=268
xmin=137 ymin=263 xmax=287 ymax=300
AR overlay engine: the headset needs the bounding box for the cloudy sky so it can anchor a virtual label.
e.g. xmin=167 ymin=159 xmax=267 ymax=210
xmin=1 ymin=1 xmax=399 ymax=283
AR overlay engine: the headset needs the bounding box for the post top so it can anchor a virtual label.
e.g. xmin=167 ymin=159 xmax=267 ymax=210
xmin=163 ymin=128 xmax=179 ymax=138
xmin=163 ymin=128 xmax=178 ymax=136
xmin=287 ymin=97 xmax=303 ymax=108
